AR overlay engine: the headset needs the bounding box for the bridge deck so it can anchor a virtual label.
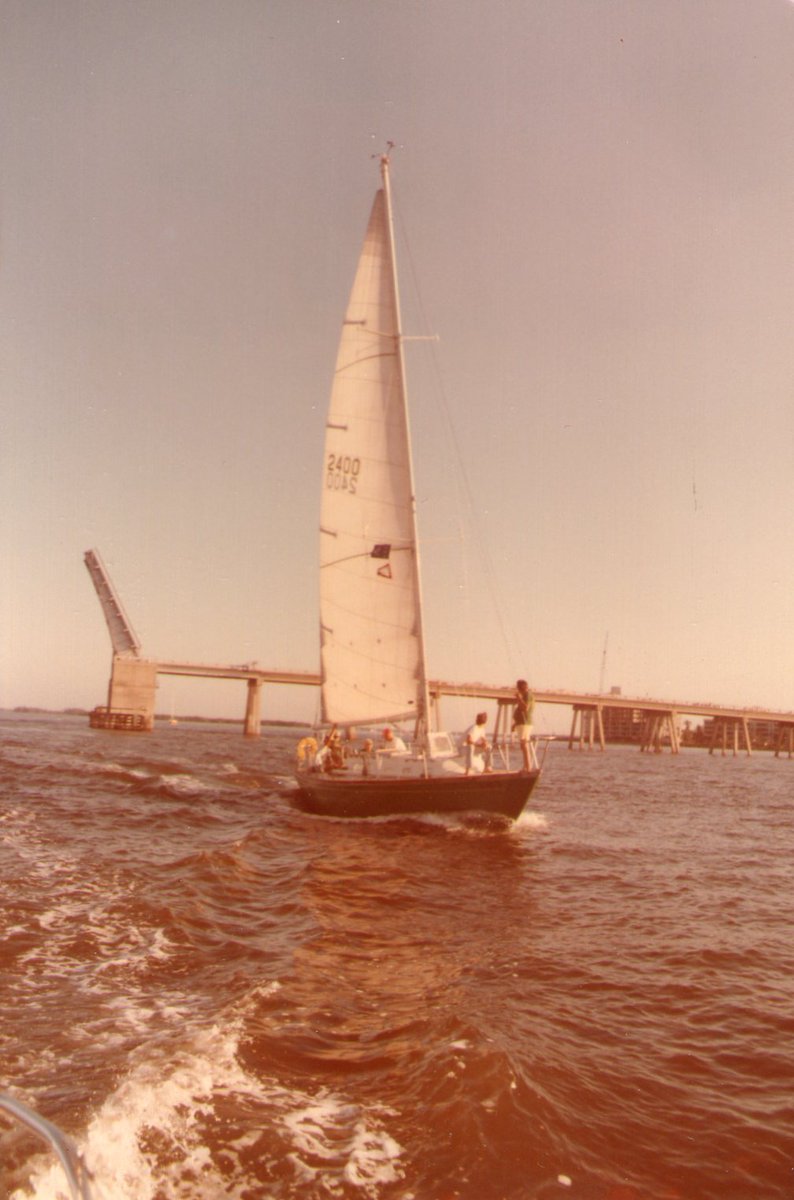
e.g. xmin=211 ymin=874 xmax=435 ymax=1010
xmin=152 ymin=661 xmax=794 ymax=726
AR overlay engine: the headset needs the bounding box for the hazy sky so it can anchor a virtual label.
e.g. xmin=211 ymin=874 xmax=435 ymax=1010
xmin=3 ymin=0 xmax=794 ymax=727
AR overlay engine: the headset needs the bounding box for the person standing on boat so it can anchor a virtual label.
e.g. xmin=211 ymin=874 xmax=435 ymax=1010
xmin=513 ymin=679 xmax=534 ymax=772
xmin=360 ymin=737 xmax=375 ymax=776
xmin=342 ymin=726 xmax=358 ymax=760
xmin=464 ymin=712 xmax=492 ymax=775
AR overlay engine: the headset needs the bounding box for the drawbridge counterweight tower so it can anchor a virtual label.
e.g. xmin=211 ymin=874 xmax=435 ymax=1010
xmin=84 ymin=549 xmax=156 ymax=730
xmin=84 ymin=548 xmax=278 ymax=735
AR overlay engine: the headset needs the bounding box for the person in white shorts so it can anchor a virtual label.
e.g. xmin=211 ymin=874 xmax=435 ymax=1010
xmin=464 ymin=712 xmax=492 ymax=774
xmin=512 ymin=679 xmax=534 ymax=772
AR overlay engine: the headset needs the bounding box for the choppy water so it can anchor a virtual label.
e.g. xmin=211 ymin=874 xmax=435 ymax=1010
xmin=1 ymin=712 xmax=793 ymax=1200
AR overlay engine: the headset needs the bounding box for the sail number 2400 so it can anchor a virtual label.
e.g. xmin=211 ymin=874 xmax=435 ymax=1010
xmin=326 ymin=453 xmax=361 ymax=493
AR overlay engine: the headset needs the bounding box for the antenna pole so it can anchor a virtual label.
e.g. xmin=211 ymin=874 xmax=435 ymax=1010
xmin=599 ymin=632 xmax=609 ymax=694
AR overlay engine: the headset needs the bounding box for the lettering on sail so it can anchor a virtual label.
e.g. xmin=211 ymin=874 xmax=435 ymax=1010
xmin=326 ymin=453 xmax=361 ymax=494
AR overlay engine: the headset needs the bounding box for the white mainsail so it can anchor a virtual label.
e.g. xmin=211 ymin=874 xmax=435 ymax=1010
xmin=319 ymin=159 xmax=430 ymax=731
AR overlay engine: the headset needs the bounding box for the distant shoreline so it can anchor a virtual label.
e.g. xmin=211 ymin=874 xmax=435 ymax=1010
xmin=7 ymin=706 xmax=307 ymax=728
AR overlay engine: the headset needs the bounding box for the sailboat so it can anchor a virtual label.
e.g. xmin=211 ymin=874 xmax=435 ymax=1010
xmin=295 ymin=151 xmax=542 ymax=820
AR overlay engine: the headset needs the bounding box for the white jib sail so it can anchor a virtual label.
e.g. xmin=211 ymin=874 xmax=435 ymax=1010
xmin=319 ymin=182 xmax=426 ymax=728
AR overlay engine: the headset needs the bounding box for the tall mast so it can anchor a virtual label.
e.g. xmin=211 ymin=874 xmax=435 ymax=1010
xmin=380 ymin=151 xmax=433 ymax=742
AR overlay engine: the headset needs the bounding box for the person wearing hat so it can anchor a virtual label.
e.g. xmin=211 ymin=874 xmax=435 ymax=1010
xmin=464 ymin=712 xmax=492 ymax=775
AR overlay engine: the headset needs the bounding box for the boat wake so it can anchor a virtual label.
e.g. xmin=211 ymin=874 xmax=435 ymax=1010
xmin=8 ymin=999 xmax=405 ymax=1200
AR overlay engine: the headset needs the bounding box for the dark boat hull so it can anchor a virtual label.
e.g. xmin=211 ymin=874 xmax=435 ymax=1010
xmin=294 ymin=769 xmax=541 ymax=820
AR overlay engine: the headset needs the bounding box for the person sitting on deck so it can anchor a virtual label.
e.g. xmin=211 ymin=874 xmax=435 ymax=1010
xmin=315 ymin=726 xmax=346 ymax=772
xmin=464 ymin=712 xmax=492 ymax=775
xmin=379 ymin=727 xmax=408 ymax=754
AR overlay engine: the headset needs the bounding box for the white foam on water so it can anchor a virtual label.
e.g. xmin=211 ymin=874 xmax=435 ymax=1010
xmin=91 ymin=761 xmax=151 ymax=782
xmin=35 ymin=910 xmax=61 ymax=931
xmin=158 ymin=773 xmax=212 ymax=797
xmin=513 ymin=809 xmax=548 ymax=832
xmin=344 ymin=1121 xmax=403 ymax=1190
xmin=10 ymin=1023 xmax=262 ymax=1200
xmin=21 ymin=900 xmax=175 ymax=997
xmin=6 ymin=883 xmax=187 ymax=1074
xmin=282 ymin=1094 xmax=403 ymax=1195
xmin=11 ymin=1009 xmax=404 ymax=1200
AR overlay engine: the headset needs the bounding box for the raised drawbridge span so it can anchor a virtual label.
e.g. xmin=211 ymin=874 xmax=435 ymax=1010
xmin=84 ymin=549 xmax=141 ymax=659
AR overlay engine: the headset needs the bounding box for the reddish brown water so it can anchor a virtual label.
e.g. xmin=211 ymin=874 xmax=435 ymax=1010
xmin=2 ymin=712 xmax=793 ymax=1199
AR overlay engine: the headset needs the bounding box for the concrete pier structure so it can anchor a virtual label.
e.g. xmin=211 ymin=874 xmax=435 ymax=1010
xmin=244 ymin=678 xmax=262 ymax=738
xmin=90 ymin=657 xmax=158 ymax=731
xmin=567 ymin=704 xmax=605 ymax=751
xmin=84 ymin=550 xmax=158 ymax=731
xmin=639 ymin=709 xmax=680 ymax=754
xmin=774 ymin=722 xmax=794 ymax=758
xmin=708 ymin=715 xmax=752 ymax=757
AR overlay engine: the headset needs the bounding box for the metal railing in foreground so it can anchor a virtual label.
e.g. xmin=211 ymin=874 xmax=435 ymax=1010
xmin=0 ymin=1094 xmax=93 ymax=1200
